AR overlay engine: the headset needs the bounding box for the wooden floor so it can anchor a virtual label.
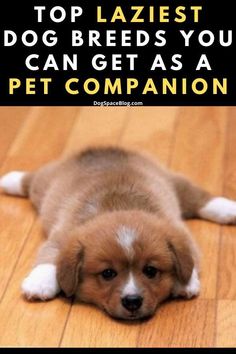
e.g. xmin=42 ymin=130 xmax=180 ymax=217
xmin=0 ymin=106 xmax=236 ymax=347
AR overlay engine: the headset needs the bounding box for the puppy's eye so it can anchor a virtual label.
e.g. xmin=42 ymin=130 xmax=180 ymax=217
xmin=101 ymin=268 xmax=117 ymax=281
xmin=143 ymin=265 xmax=159 ymax=279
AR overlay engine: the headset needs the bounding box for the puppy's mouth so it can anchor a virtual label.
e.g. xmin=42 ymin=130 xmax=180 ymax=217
xmin=106 ymin=308 xmax=154 ymax=321
xmin=124 ymin=312 xmax=140 ymax=320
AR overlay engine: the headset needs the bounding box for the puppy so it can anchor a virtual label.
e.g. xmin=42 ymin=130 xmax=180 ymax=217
xmin=1 ymin=147 xmax=236 ymax=320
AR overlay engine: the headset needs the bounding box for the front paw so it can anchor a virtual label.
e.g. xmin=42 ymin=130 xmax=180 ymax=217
xmin=172 ymin=268 xmax=200 ymax=299
xmin=21 ymin=264 xmax=60 ymax=301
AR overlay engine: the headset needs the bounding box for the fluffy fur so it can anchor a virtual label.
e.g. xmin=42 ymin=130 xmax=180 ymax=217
xmin=1 ymin=147 xmax=236 ymax=320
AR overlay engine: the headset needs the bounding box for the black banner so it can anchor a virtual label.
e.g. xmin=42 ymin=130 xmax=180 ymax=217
xmin=0 ymin=0 xmax=235 ymax=105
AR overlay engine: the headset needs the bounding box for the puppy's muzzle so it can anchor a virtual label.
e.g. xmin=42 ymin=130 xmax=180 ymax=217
xmin=121 ymin=295 xmax=143 ymax=312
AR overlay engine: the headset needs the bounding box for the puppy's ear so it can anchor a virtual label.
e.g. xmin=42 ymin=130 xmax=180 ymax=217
xmin=167 ymin=232 xmax=194 ymax=284
xmin=57 ymin=240 xmax=84 ymax=297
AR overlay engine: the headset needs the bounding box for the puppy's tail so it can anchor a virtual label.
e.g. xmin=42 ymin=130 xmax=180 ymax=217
xmin=0 ymin=171 xmax=34 ymax=197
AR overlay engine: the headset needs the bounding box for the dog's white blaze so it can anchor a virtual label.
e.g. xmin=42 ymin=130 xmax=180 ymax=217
xmin=21 ymin=264 xmax=60 ymax=300
xmin=0 ymin=171 xmax=26 ymax=196
xmin=117 ymin=225 xmax=136 ymax=258
xmin=172 ymin=268 xmax=200 ymax=299
xmin=199 ymin=197 xmax=236 ymax=224
xmin=122 ymin=273 xmax=139 ymax=296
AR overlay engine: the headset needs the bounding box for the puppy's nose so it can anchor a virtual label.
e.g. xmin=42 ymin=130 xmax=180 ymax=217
xmin=121 ymin=295 xmax=143 ymax=312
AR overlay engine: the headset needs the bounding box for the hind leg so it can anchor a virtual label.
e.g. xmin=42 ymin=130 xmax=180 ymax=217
xmin=1 ymin=159 xmax=60 ymax=212
xmin=0 ymin=171 xmax=32 ymax=197
xmin=198 ymin=197 xmax=236 ymax=224
xmin=172 ymin=173 xmax=236 ymax=225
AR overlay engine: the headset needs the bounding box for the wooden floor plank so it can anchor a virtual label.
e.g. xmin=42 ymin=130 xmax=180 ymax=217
xmin=119 ymin=107 xmax=178 ymax=166
xmin=61 ymin=108 xmax=177 ymax=347
xmin=2 ymin=107 xmax=79 ymax=171
xmin=138 ymin=299 xmax=215 ymax=347
xmin=63 ymin=107 xmax=129 ymax=156
xmin=0 ymin=107 xmax=30 ymax=165
xmin=216 ymin=300 xmax=236 ymax=347
xmin=170 ymin=107 xmax=226 ymax=191
xmin=61 ymin=304 xmax=140 ymax=348
xmin=222 ymin=109 xmax=236 ymax=200
xmin=218 ymin=227 xmax=236 ymax=300
xmin=0 ymin=197 xmax=35 ymax=301
xmin=218 ymin=112 xmax=236 ymax=300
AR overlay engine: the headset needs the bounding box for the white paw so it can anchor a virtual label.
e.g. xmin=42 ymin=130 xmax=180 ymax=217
xmin=0 ymin=171 xmax=26 ymax=196
xmin=21 ymin=264 xmax=60 ymax=301
xmin=199 ymin=197 xmax=236 ymax=224
xmin=172 ymin=268 xmax=200 ymax=299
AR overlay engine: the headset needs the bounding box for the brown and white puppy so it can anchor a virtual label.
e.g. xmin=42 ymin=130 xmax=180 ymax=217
xmin=1 ymin=147 xmax=236 ymax=320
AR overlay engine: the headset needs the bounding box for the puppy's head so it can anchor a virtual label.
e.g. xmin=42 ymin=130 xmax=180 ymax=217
xmin=57 ymin=211 xmax=197 ymax=320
